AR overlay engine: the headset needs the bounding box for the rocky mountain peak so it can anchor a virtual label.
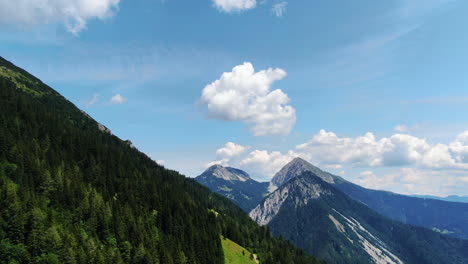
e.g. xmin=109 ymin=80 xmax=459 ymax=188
xmin=202 ymin=164 xmax=251 ymax=182
xmin=250 ymin=172 xmax=333 ymax=225
xmin=269 ymin=157 xmax=336 ymax=192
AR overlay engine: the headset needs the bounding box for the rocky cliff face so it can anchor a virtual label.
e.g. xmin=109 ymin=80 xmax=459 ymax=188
xmin=199 ymin=164 xmax=251 ymax=182
xmin=250 ymin=174 xmax=332 ymax=225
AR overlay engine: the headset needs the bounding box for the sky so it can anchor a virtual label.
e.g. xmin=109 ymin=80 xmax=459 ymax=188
xmin=1 ymin=0 xmax=468 ymax=196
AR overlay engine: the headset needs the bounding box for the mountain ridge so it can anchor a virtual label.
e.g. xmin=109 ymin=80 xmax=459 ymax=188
xmin=252 ymin=171 xmax=468 ymax=264
xmin=196 ymin=164 xmax=269 ymax=212
xmin=269 ymin=157 xmax=468 ymax=240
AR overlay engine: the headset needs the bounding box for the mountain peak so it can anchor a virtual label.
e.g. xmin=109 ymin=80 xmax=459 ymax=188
xmin=290 ymin=157 xmax=309 ymax=163
xmin=269 ymin=157 xmax=336 ymax=192
xmin=251 ymin=171 xmax=334 ymax=225
xmin=207 ymin=163 xmax=223 ymax=170
xmin=200 ymin=164 xmax=251 ymax=182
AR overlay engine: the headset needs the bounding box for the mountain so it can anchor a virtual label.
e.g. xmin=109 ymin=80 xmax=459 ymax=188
xmin=269 ymin=157 xmax=336 ymax=192
xmin=0 ymin=56 xmax=321 ymax=264
xmin=272 ymin=158 xmax=468 ymax=240
xmin=195 ymin=165 xmax=269 ymax=212
xmin=412 ymin=195 xmax=468 ymax=204
xmin=250 ymin=171 xmax=468 ymax=264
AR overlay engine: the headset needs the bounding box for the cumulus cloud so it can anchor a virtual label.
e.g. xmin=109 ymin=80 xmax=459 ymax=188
xmin=355 ymin=170 xmax=398 ymax=191
xmin=449 ymin=131 xmax=468 ymax=163
xmin=296 ymin=130 xmax=387 ymax=167
xmin=199 ymin=62 xmax=296 ymax=136
xmin=239 ymin=150 xmax=298 ymax=179
xmin=272 ymin=2 xmax=287 ymax=17
xmin=295 ymin=130 xmax=468 ymax=170
xmin=0 ymin=0 xmax=120 ymax=34
xmin=355 ymin=168 xmax=468 ymax=196
xmin=205 ymin=158 xmax=230 ymax=168
xmin=216 ymin=142 xmax=248 ymax=158
xmin=216 ymin=129 xmax=468 ymax=182
xmin=110 ymin=94 xmax=127 ymax=104
xmin=212 ymin=0 xmax=256 ymax=13
xmin=205 ymin=129 xmax=468 ymax=190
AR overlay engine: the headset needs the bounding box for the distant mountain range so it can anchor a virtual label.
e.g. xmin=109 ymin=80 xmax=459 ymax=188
xmin=199 ymin=157 xmax=468 ymax=240
xmin=195 ymin=164 xmax=268 ymax=212
xmin=411 ymin=194 xmax=468 ymax=203
xmin=196 ymin=157 xmax=468 ymax=263
xmin=251 ymin=170 xmax=468 ymax=264
xmin=268 ymin=158 xmax=468 ymax=240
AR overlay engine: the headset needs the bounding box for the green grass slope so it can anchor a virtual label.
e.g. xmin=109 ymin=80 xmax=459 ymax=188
xmin=221 ymin=237 xmax=257 ymax=264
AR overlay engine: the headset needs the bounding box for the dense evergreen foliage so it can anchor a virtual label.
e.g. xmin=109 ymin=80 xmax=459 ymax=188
xmin=0 ymin=56 xmax=321 ymax=264
xmin=265 ymin=172 xmax=468 ymax=264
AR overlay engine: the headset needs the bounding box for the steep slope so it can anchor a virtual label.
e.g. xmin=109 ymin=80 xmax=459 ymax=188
xmin=196 ymin=165 xmax=269 ymax=212
xmin=221 ymin=237 xmax=257 ymax=264
xmin=251 ymin=171 xmax=468 ymax=264
xmin=271 ymin=157 xmax=468 ymax=240
xmin=0 ymin=56 xmax=321 ymax=264
xmin=334 ymin=180 xmax=468 ymax=240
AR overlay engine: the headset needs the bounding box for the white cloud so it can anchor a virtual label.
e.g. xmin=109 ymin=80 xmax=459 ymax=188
xmin=110 ymin=94 xmax=127 ymax=104
xmin=199 ymin=62 xmax=296 ymax=136
xmin=394 ymin=125 xmax=408 ymax=132
xmin=239 ymin=150 xmax=297 ymax=179
xmin=156 ymin=160 xmax=165 ymax=165
xmin=295 ymin=130 xmax=468 ymax=170
xmin=205 ymin=158 xmax=230 ymax=168
xmin=354 ymin=168 xmax=468 ymax=196
xmin=355 ymin=170 xmax=398 ymax=191
xmin=212 ymin=0 xmax=256 ymax=13
xmin=449 ymin=131 xmax=468 ymax=163
xmin=272 ymin=2 xmax=287 ymax=17
xmin=216 ymin=142 xmax=248 ymax=158
xmin=220 ymin=129 xmax=468 ymax=181
xmin=295 ymin=130 xmax=387 ymax=167
xmin=0 ymin=0 xmax=120 ymax=34
xmin=85 ymin=93 xmax=100 ymax=108
xmin=324 ymin=164 xmax=343 ymax=169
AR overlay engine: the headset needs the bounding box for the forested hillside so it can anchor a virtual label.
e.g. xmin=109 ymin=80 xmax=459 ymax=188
xmin=0 ymin=56 xmax=321 ymax=264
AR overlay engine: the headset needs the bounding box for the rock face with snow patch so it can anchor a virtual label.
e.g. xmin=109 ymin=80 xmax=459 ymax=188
xmin=252 ymin=170 xmax=468 ymax=264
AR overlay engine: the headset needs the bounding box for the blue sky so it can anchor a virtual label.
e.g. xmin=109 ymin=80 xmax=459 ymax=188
xmin=1 ymin=0 xmax=468 ymax=196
